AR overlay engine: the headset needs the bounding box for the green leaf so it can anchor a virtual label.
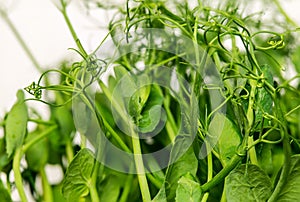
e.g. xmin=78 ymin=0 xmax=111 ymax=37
xmin=5 ymin=90 xmax=28 ymax=157
xmin=208 ymin=113 xmax=242 ymax=165
xmin=277 ymin=155 xmax=300 ymax=201
xmin=52 ymin=184 xmax=67 ymax=202
xmin=138 ymin=86 xmax=166 ymax=133
xmin=99 ymin=175 xmax=122 ymax=202
xmin=225 ymin=164 xmax=272 ymax=202
xmin=152 ymin=185 xmax=167 ymax=202
xmin=175 ymin=175 xmax=202 ymax=202
xmin=25 ymin=130 xmax=49 ymax=171
xmin=257 ymin=143 xmax=273 ymax=175
xmin=165 ymin=139 xmax=198 ymax=200
xmin=255 ymin=64 xmax=273 ymax=126
xmin=62 ymin=149 xmax=95 ymax=201
xmin=0 ymin=138 xmax=12 ymax=174
xmin=0 ymin=180 xmax=12 ymax=202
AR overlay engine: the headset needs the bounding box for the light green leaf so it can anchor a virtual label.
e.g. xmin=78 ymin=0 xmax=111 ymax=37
xmin=5 ymin=90 xmax=28 ymax=157
xmin=225 ymin=164 xmax=272 ymax=202
xmin=165 ymin=141 xmax=198 ymax=200
xmin=0 ymin=179 xmax=12 ymax=202
xmin=277 ymin=155 xmax=300 ymax=201
xmin=62 ymin=149 xmax=95 ymax=201
xmin=25 ymin=130 xmax=49 ymax=171
xmin=175 ymin=175 xmax=202 ymax=202
xmin=152 ymin=185 xmax=167 ymax=202
xmin=208 ymin=113 xmax=241 ymax=165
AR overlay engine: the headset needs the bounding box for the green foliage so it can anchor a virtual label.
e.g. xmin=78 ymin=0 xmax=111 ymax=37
xmin=5 ymin=90 xmax=28 ymax=157
xmin=175 ymin=175 xmax=202 ymax=202
xmin=62 ymin=149 xmax=95 ymax=201
xmin=225 ymin=164 xmax=272 ymax=202
xmin=1 ymin=0 xmax=300 ymax=201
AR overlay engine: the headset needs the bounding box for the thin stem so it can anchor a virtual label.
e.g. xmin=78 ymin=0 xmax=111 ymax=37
xmin=201 ymin=152 xmax=245 ymax=192
xmin=0 ymin=9 xmax=42 ymax=72
xmin=201 ymin=142 xmax=213 ymax=202
xmin=40 ymin=168 xmax=53 ymax=202
xmin=13 ymin=148 xmax=28 ymax=202
xmin=246 ymin=79 xmax=258 ymax=165
xmin=131 ymin=126 xmax=151 ymax=202
xmin=60 ymin=2 xmax=88 ymax=57
xmin=23 ymin=125 xmax=57 ymax=152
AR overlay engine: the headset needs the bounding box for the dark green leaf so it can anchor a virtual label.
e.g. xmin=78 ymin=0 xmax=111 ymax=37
xmin=5 ymin=90 xmax=28 ymax=157
xmin=257 ymin=143 xmax=273 ymax=175
xmin=277 ymin=155 xmax=300 ymax=201
xmin=0 ymin=180 xmax=12 ymax=202
xmin=208 ymin=113 xmax=242 ymax=165
xmin=62 ymin=149 xmax=95 ymax=201
xmin=175 ymin=175 xmax=202 ymax=202
xmin=99 ymin=175 xmax=122 ymax=202
xmin=225 ymin=164 xmax=272 ymax=202
xmin=255 ymin=64 xmax=273 ymax=126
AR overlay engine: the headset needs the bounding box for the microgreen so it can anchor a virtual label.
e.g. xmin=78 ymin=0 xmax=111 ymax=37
xmin=1 ymin=0 xmax=300 ymax=202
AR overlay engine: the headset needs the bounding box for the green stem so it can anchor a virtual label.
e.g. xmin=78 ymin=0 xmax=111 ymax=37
xmin=0 ymin=9 xmax=42 ymax=72
xmin=13 ymin=125 xmax=57 ymax=201
xmin=131 ymin=126 xmax=151 ymax=202
xmin=65 ymin=139 xmax=74 ymax=164
xmin=13 ymin=148 xmax=28 ymax=202
xmin=90 ymin=165 xmax=100 ymax=202
xmin=201 ymin=142 xmax=213 ymax=202
xmin=201 ymin=152 xmax=245 ymax=192
xmin=23 ymin=125 xmax=57 ymax=152
xmin=119 ymin=174 xmax=134 ymax=202
xmin=246 ymin=79 xmax=258 ymax=165
xmin=267 ymin=95 xmax=292 ymax=202
xmin=60 ymin=2 xmax=88 ymax=57
xmin=40 ymin=168 xmax=53 ymax=202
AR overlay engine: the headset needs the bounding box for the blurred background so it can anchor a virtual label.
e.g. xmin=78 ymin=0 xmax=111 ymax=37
xmin=1 ymin=0 xmax=300 ymax=116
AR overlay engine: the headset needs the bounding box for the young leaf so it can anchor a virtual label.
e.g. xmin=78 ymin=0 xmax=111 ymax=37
xmin=208 ymin=113 xmax=242 ymax=165
xmin=276 ymin=155 xmax=300 ymax=201
xmin=62 ymin=148 xmax=95 ymax=201
xmin=0 ymin=179 xmax=12 ymax=202
xmin=175 ymin=175 xmax=202 ymax=202
xmin=165 ymin=141 xmax=198 ymax=200
xmin=5 ymin=90 xmax=28 ymax=157
xmin=138 ymin=86 xmax=165 ymax=133
xmin=225 ymin=164 xmax=272 ymax=202
xmin=152 ymin=185 xmax=167 ymax=202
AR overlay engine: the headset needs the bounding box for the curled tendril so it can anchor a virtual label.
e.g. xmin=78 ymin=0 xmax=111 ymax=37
xmin=24 ymin=82 xmax=42 ymax=99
